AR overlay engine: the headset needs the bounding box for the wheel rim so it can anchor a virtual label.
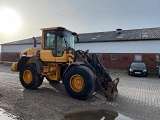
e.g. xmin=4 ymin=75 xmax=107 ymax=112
xmin=23 ymin=70 xmax=32 ymax=84
xmin=70 ymin=74 xmax=84 ymax=92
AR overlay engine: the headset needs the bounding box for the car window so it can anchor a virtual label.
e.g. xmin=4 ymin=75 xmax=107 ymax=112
xmin=131 ymin=63 xmax=146 ymax=68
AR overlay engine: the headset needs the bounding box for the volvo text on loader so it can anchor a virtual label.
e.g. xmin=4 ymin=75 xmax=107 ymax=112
xmin=11 ymin=27 xmax=119 ymax=100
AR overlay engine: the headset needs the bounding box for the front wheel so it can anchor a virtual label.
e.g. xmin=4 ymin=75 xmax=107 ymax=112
xmin=19 ymin=64 xmax=43 ymax=89
xmin=64 ymin=66 xmax=96 ymax=100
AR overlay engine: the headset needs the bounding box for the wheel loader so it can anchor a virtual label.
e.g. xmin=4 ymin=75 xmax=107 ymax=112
xmin=11 ymin=27 xmax=119 ymax=100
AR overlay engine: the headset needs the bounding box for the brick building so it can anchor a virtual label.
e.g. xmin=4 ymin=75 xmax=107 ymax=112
xmin=1 ymin=27 xmax=160 ymax=72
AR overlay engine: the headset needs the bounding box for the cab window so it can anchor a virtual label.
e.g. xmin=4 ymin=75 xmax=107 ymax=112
xmin=44 ymin=31 xmax=56 ymax=50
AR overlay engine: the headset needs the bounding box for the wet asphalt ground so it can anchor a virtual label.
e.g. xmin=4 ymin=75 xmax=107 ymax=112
xmin=0 ymin=64 xmax=160 ymax=120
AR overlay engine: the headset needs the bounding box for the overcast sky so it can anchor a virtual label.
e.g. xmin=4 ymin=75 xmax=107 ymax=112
xmin=0 ymin=0 xmax=160 ymax=44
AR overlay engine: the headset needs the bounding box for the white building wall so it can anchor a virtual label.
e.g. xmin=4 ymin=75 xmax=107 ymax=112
xmin=1 ymin=40 xmax=160 ymax=53
xmin=2 ymin=44 xmax=41 ymax=52
xmin=75 ymin=40 xmax=160 ymax=53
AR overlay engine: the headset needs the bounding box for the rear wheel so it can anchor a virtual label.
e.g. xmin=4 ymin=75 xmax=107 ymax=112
xmin=19 ymin=64 xmax=43 ymax=89
xmin=64 ymin=66 xmax=96 ymax=100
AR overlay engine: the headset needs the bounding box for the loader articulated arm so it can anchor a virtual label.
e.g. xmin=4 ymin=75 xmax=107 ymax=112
xmin=75 ymin=50 xmax=119 ymax=100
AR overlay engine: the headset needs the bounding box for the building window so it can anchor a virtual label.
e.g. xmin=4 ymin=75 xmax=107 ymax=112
xmin=134 ymin=54 xmax=142 ymax=61
xmin=4 ymin=53 xmax=8 ymax=58
xmin=111 ymin=54 xmax=118 ymax=60
xmin=97 ymin=54 xmax=102 ymax=60
xmin=156 ymin=55 xmax=160 ymax=62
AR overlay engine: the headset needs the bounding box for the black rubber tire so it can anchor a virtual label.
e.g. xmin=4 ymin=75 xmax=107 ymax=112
xmin=19 ymin=64 xmax=43 ymax=89
xmin=158 ymin=71 xmax=160 ymax=78
xmin=64 ymin=66 xmax=96 ymax=100
xmin=36 ymin=76 xmax=44 ymax=87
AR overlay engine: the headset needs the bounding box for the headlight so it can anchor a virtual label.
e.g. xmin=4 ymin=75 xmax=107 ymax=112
xmin=129 ymin=69 xmax=133 ymax=72
xmin=143 ymin=69 xmax=147 ymax=72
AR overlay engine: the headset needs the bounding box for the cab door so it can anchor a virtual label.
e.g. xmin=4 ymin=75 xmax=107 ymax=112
xmin=40 ymin=30 xmax=56 ymax=62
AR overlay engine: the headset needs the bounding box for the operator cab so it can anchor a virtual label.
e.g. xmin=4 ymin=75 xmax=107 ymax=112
xmin=40 ymin=27 xmax=78 ymax=62
xmin=41 ymin=27 xmax=77 ymax=57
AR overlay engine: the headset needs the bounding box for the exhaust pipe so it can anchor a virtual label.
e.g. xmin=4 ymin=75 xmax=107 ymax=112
xmin=32 ymin=37 xmax=37 ymax=47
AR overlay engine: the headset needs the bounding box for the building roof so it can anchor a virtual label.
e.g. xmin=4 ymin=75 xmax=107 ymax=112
xmin=78 ymin=27 xmax=160 ymax=43
xmin=1 ymin=27 xmax=160 ymax=45
xmin=1 ymin=36 xmax=41 ymax=45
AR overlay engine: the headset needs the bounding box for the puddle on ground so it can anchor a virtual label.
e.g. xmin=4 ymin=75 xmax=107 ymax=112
xmin=0 ymin=108 xmax=17 ymax=120
xmin=62 ymin=109 xmax=132 ymax=120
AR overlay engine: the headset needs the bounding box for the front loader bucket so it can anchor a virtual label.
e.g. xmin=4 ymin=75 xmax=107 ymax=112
xmin=86 ymin=53 xmax=120 ymax=101
xmin=96 ymin=76 xmax=119 ymax=101
xmin=105 ymin=78 xmax=119 ymax=101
